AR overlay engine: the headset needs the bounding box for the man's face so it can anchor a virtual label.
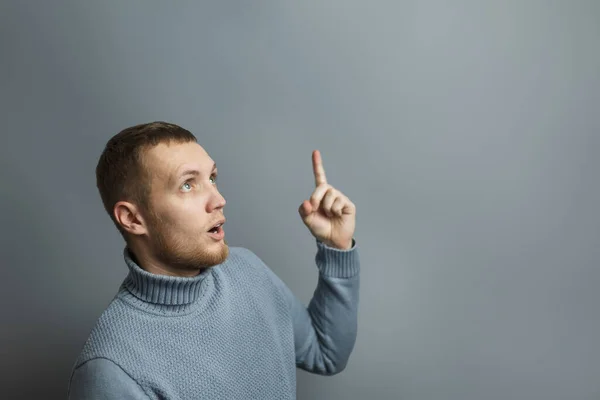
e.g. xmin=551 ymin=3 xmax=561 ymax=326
xmin=141 ymin=140 xmax=229 ymax=272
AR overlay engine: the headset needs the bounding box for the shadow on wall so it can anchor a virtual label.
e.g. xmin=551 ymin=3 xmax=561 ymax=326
xmin=1 ymin=161 xmax=86 ymax=399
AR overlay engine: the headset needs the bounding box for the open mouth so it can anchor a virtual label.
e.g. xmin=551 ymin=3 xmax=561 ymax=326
xmin=208 ymin=222 xmax=224 ymax=234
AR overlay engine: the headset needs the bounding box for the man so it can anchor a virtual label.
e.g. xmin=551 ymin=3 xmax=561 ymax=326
xmin=68 ymin=122 xmax=360 ymax=399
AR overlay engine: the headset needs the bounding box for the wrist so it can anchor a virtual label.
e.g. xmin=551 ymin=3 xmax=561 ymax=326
xmin=324 ymin=238 xmax=353 ymax=250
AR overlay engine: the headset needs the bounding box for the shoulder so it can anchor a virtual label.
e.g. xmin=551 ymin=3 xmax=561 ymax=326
xmin=73 ymin=295 xmax=138 ymax=368
xmin=222 ymin=246 xmax=270 ymax=274
xmin=222 ymin=246 xmax=288 ymax=298
xmin=218 ymin=246 xmax=284 ymax=293
xmin=227 ymin=245 xmax=263 ymax=264
xmin=68 ymin=357 xmax=148 ymax=399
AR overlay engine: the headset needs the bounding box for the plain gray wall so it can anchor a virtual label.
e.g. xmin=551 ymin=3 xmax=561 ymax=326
xmin=1 ymin=1 xmax=599 ymax=399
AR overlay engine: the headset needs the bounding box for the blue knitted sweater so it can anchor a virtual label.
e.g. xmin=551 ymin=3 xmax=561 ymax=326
xmin=68 ymin=239 xmax=360 ymax=399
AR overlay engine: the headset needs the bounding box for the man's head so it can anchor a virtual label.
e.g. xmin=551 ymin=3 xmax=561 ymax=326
xmin=96 ymin=121 xmax=229 ymax=276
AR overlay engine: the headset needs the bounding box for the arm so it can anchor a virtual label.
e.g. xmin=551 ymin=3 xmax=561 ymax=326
xmin=262 ymin=149 xmax=360 ymax=374
xmin=261 ymin=238 xmax=360 ymax=376
xmin=68 ymin=358 xmax=149 ymax=400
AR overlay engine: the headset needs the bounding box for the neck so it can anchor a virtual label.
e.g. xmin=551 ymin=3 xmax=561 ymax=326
xmin=123 ymin=247 xmax=212 ymax=306
xmin=127 ymin=243 xmax=202 ymax=278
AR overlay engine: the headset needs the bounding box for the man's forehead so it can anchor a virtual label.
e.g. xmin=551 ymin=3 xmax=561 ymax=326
xmin=145 ymin=142 xmax=214 ymax=180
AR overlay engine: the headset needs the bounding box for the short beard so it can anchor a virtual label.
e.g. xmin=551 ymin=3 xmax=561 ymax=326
xmin=146 ymin=209 xmax=229 ymax=273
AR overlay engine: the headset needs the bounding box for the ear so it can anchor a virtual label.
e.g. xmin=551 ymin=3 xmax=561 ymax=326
xmin=114 ymin=201 xmax=148 ymax=236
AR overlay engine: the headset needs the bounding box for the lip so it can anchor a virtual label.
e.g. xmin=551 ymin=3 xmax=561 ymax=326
xmin=208 ymin=218 xmax=226 ymax=231
xmin=207 ymin=224 xmax=225 ymax=241
xmin=207 ymin=218 xmax=226 ymax=241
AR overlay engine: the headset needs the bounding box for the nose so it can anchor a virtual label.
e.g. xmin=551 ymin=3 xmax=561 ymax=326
xmin=207 ymin=187 xmax=226 ymax=212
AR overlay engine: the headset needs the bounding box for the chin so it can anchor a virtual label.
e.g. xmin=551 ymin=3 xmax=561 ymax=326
xmin=198 ymin=240 xmax=229 ymax=267
xmin=150 ymin=236 xmax=229 ymax=272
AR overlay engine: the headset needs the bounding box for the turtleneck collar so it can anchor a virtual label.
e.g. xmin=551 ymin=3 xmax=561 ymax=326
xmin=122 ymin=247 xmax=213 ymax=306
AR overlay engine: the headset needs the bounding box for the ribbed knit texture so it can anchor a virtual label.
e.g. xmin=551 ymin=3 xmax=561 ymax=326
xmin=68 ymin=240 xmax=360 ymax=399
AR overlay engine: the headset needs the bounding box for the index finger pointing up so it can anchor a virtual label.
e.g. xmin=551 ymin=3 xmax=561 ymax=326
xmin=312 ymin=150 xmax=327 ymax=186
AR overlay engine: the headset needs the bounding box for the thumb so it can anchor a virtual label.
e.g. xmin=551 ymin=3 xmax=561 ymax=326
xmin=298 ymin=200 xmax=313 ymax=221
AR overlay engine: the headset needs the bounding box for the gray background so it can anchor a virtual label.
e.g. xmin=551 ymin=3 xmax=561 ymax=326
xmin=1 ymin=1 xmax=599 ymax=399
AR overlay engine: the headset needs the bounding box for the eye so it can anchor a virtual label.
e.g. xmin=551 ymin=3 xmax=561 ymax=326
xmin=210 ymin=174 xmax=218 ymax=185
xmin=181 ymin=181 xmax=193 ymax=192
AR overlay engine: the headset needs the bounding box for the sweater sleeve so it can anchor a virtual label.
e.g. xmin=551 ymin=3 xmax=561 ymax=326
xmin=68 ymin=358 xmax=149 ymax=400
xmin=259 ymin=238 xmax=360 ymax=376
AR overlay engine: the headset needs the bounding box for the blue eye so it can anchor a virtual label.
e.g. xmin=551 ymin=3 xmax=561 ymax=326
xmin=182 ymin=182 xmax=192 ymax=192
xmin=210 ymin=174 xmax=218 ymax=184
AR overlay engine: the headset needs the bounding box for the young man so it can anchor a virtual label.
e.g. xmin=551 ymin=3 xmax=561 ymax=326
xmin=68 ymin=122 xmax=360 ymax=399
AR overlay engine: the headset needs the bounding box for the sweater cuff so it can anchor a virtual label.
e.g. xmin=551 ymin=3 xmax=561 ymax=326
xmin=315 ymin=238 xmax=360 ymax=278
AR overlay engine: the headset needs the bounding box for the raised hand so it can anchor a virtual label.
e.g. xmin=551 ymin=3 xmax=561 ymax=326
xmin=298 ymin=150 xmax=356 ymax=250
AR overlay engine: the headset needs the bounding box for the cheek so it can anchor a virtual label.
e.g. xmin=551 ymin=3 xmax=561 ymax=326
xmin=173 ymin=205 xmax=210 ymax=231
xmin=157 ymin=196 xmax=210 ymax=228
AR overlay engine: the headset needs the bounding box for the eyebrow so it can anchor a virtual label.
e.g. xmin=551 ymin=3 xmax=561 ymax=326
xmin=173 ymin=163 xmax=217 ymax=184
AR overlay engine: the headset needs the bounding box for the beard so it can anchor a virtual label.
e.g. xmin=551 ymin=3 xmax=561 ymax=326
xmin=145 ymin=210 xmax=229 ymax=273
